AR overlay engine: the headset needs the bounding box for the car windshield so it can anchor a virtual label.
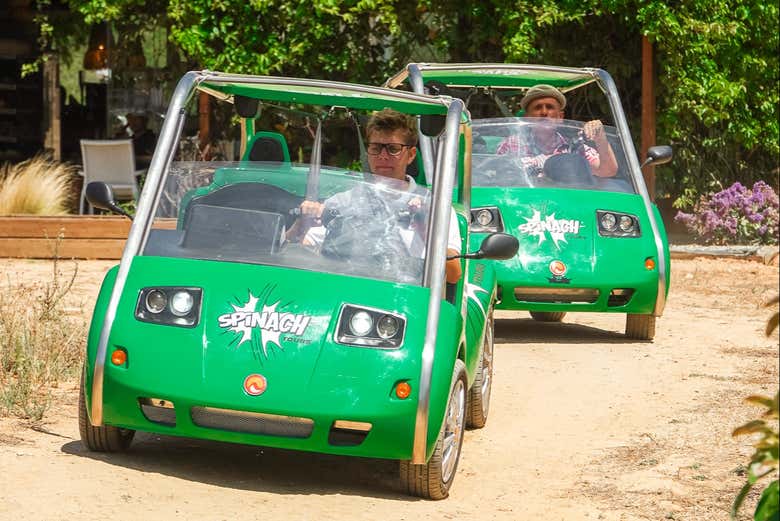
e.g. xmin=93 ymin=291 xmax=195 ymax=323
xmin=471 ymin=117 xmax=636 ymax=193
xmin=143 ymin=161 xmax=432 ymax=285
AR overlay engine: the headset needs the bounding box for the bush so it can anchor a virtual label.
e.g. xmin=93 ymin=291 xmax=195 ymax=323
xmin=675 ymin=181 xmax=779 ymax=245
xmin=0 ymin=251 xmax=85 ymax=422
xmin=0 ymin=156 xmax=76 ymax=215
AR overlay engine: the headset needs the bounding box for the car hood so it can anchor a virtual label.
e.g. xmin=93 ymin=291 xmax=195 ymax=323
xmin=472 ymin=187 xmax=658 ymax=280
xmin=110 ymin=256 xmax=429 ymax=405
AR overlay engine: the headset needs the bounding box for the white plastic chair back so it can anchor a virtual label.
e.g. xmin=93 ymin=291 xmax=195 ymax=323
xmin=79 ymin=139 xmax=139 ymax=214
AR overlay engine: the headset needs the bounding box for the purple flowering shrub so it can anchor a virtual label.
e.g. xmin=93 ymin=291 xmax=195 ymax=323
xmin=675 ymin=181 xmax=779 ymax=245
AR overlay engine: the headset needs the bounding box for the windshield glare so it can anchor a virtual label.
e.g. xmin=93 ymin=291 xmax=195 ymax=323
xmin=144 ymin=161 xmax=432 ymax=285
xmin=471 ymin=117 xmax=636 ymax=193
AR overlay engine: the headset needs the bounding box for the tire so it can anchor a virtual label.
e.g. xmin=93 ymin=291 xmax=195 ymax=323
xmin=400 ymin=360 xmax=467 ymax=500
xmin=78 ymin=369 xmax=135 ymax=452
xmin=625 ymin=313 xmax=656 ymax=341
xmin=467 ymin=308 xmax=494 ymax=429
xmin=529 ymin=311 xmax=566 ymax=322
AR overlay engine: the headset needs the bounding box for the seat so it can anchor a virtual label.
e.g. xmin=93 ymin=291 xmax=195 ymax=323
xmin=78 ymin=139 xmax=141 ymax=214
xmin=242 ymin=131 xmax=291 ymax=163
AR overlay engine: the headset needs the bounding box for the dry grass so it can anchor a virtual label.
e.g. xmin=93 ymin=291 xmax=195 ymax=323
xmin=0 ymin=155 xmax=76 ymax=215
xmin=0 ymin=248 xmax=85 ymax=423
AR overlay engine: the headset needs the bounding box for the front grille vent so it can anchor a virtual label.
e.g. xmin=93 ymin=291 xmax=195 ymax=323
xmin=190 ymin=406 xmax=314 ymax=439
xmin=514 ymin=287 xmax=599 ymax=304
xmin=608 ymin=288 xmax=635 ymax=307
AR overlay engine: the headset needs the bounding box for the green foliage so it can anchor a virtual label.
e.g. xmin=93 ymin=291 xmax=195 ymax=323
xmin=731 ymin=298 xmax=779 ymax=520
xmin=28 ymin=0 xmax=780 ymax=204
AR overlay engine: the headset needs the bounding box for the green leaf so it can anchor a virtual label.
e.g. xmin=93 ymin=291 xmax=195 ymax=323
xmin=754 ymin=480 xmax=779 ymax=521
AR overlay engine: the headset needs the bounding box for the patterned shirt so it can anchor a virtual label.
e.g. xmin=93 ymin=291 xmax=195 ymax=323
xmin=496 ymin=128 xmax=599 ymax=172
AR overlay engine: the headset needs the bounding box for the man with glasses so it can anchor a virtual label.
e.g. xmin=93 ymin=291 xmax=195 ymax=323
xmin=287 ymin=109 xmax=462 ymax=283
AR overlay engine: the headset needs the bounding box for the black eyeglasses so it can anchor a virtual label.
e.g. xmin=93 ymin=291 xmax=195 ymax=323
xmin=366 ymin=142 xmax=412 ymax=156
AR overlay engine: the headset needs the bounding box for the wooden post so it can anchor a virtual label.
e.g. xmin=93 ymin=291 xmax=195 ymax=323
xmin=641 ymin=35 xmax=656 ymax=200
xmin=198 ymin=91 xmax=210 ymax=159
xmin=42 ymin=54 xmax=61 ymax=161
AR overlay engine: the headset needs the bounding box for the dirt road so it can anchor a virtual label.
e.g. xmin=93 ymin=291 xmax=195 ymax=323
xmin=0 ymin=256 xmax=777 ymax=520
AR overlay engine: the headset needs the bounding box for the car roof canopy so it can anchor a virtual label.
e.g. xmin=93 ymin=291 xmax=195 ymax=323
xmin=384 ymin=63 xmax=600 ymax=93
xmin=197 ymin=72 xmax=453 ymax=115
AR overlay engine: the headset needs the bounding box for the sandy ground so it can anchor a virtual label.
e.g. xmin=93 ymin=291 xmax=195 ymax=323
xmin=0 ymin=255 xmax=778 ymax=521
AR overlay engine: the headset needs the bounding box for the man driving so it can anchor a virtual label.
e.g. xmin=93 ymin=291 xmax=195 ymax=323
xmin=287 ymin=108 xmax=463 ymax=283
xmin=496 ymin=84 xmax=618 ymax=178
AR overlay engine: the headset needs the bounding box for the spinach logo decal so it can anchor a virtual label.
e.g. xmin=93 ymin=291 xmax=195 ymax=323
xmin=218 ymin=285 xmax=312 ymax=359
xmin=518 ymin=210 xmax=583 ymax=249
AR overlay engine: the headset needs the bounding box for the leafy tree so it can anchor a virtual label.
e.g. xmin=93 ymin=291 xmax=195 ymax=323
xmin=31 ymin=0 xmax=780 ymax=205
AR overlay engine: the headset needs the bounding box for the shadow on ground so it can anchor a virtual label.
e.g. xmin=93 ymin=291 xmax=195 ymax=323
xmin=62 ymin=434 xmax=415 ymax=500
xmin=494 ymin=317 xmax=638 ymax=345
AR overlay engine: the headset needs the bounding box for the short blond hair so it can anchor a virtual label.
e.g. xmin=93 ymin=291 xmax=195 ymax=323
xmin=366 ymin=109 xmax=418 ymax=146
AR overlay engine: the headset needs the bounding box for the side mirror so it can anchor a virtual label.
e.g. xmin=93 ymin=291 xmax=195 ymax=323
xmin=640 ymin=145 xmax=673 ymax=168
xmin=449 ymin=232 xmax=518 ymax=260
xmin=85 ymin=181 xmax=133 ymax=220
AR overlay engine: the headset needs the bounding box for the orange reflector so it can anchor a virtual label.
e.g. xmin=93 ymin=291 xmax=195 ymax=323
xmin=395 ymin=382 xmax=411 ymax=399
xmin=111 ymin=349 xmax=127 ymax=366
xmin=645 ymin=258 xmax=656 ymax=270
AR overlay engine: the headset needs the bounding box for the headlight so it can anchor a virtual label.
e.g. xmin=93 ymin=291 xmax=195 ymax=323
xmin=600 ymin=212 xmax=617 ymax=231
xmin=145 ymin=290 xmax=167 ymax=314
xmin=470 ymin=206 xmax=504 ymax=233
xmin=336 ymin=305 xmax=406 ymax=349
xmin=349 ymin=311 xmax=373 ymax=337
xmin=597 ymin=210 xmax=640 ymax=237
xmin=619 ymin=215 xmax=634 ymax=232
xmin=136 ymin=287 xmax=203 ymax=327
xmin=170 ymin=291 xmax=194 ymax=316
xmin=475 ymin=209 xmax=493 ymax=227
xmin=376 ymin=314 xmax=399 ymax=339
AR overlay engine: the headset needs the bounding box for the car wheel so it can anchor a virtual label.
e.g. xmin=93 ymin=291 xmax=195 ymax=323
xmin=529 ymin=311 xmax=566 ymax=322
xmin=400 ymin=359 xmax=467 ymax=500
xmin=625 ymin=313 xmax=656 ymax=341
xmin=467 ymin=308 xmax=494 ymax=429
xmin=78 ymin=369 xmax=135 ymax=452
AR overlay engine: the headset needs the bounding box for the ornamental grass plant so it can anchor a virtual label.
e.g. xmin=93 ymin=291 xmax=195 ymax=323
xmin=0 ymin=156 xmax=76 ymax=215
xmin=675 ymin=181 xmax=779 ymax=246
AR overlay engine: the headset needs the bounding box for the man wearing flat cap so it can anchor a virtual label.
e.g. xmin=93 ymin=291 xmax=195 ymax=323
xmin=496 ymin=84 xmax=618 ymax=178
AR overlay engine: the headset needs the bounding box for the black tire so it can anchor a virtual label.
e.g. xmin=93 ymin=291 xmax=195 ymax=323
xmin=400 ymin=359 xmax=467 ymax=500
xmin=78 ymin=369 xmax=135 ymax=452
xmin=529 ymin=311 xmax=566 ymax=322
xmin=467 ymin=308 xmax=494 ymax=429
xmin=625 ymin=313 xmax=656 ymax=341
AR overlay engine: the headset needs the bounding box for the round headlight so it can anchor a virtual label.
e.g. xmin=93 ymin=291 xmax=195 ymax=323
xmin=600 ymin=212 xmax=617 ymax=231
xmin=170 ymin=291 xmax=194 ymax=316
xmin=145 ymin=290 xmax=167 ymax=314
xmin=349 ymin=311 xmax=373 ymax=337
xmin=619 ymin=215 xmax=634 ymax=232
xmin=376 ymin=314 xmax=399 ymax=339
xmin=475 ymin=209 xmax=494 ymax=227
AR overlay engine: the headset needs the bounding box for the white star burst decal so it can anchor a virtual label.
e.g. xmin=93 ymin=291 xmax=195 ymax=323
xmin=259 ymin=300 xmax=282 ymax=357
xmin=228 ymin=292 xmax=258 ymax=346
xmin=465 ymin=283 xmax=489 ymax=318
xmin=546 ymin=213 xmax=569 ymax=249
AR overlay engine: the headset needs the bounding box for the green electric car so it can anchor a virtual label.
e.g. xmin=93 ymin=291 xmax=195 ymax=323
xmin=386 ymin=63 xmax=673 ymax=340
xmin=80 ymin=71 xmax=518 ymax=499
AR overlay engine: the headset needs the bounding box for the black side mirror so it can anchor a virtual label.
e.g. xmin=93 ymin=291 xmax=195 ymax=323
xmin=449 ymin=232 xmax=518 ymax=260
xmin=420 ymin=114 xmax=446 ymax=137
xmin=234 ymin=95 xmax=260 ymax=118
xmin=640 ymin=145 xmax=673 ymax=168
xmin=85 ymin=181 xmax=133 ymax=220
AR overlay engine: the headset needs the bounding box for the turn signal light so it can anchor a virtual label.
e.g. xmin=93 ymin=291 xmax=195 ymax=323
xmin=645 ymin=258 xmax=656 ymax=270
xmin=111 ymin=349 xmax=127 ymax=366
xmin=395 ymin=382 xmax=412 ymax=399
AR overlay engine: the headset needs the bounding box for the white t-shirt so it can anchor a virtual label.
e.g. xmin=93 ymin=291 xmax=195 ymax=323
xmin=304 ymin=175 xmax=461 ymax=257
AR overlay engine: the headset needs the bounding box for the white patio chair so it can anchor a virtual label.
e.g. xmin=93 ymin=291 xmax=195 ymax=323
xmin=78 ymin=139 xmax=142 ymax=214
